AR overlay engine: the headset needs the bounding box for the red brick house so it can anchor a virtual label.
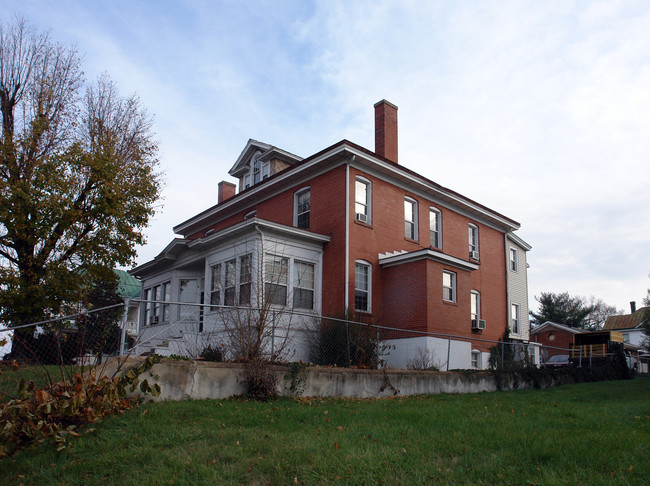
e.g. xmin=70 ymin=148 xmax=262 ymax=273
xmin=530 ymin=321 xmax=581 ymax=362
xmin=131 ymin=101 xmax=532 ymax=369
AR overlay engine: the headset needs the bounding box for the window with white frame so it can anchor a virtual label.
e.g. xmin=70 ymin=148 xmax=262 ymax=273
xmin=179 ymin=279 xmax=198 ymax=321
xmin=265 ymin=254 xmax=289 ymax=306
xmin=143 ymin=288 xmax=151 ymax=325
xmin=468 ymin=224 xmax=479 ymax=259
xmin=509 ymin=247 xmax=518 ymax=272
xmin=210 ymin=263 xmax=222 ymax=306
xmin=471 ymin=350 xmax=481 ymax=369
xmin=355 ymin=177 xmax=371 ymax=224
xmin=239 ymin=254 xmax=252 ymax=305
xmin=471 ymin=290 xmax=480 ymax=322
xmin=511 ymin=303 xmax=520 ymax=334
xmin=293 ymin=261 xmax=315 ymax=309
xmin=404 ymin=197 xmax=417 ymax=240
xmin=143 ymin=282 xmax=171 ymax=325
xmin=261 ymin=161 xmax=270 ymax=180
xmin=295 ymin=187 xmax=310 ymax=229
xmin=443 ymin=270 xmax=456 ymax=302
xmin=355 ymin=261 xmax=371 ymax=312
xmin=623 ymin=333 xmax=630 ymax=343
xmin=429 ymin=207 xmax=441 ymax=249
xmin=224 ymin=259 xmax=236 ymax=306
xmin=162 ymin=282 xmax=171 ymax=322
xmin=243 ymin=174 xmax=251 ymax=190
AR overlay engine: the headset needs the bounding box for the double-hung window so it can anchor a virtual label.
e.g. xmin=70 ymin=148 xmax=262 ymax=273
xmin=239 ymin=254 xmax=252 ymax=305
xmin=471 ymin=290 xmax=480 ymax=322
xmin=443 ymin=270 xmax=456 ymax=302
xmin=469 ymin=224 xmax=479 ymax=259
xmin=210 ymin=264 xmax=222 ymax=306
xmin=252 ymin=157 xmax=261 ymax=185
xmin=295 ymin=188 xmax=310 ymax=229
xmin=509 ymin=247 xmax=518 ymax=272
xmin=264 ymin=254 xmax=288 ymax=305
xmin=293 ymin=261 xmax=315 ymax=309
xmin=429 ymin=208 xmax=441 ymax=248
xmin=162 ymin=282 xmax=171 ymax=322
xmin=404 ymin=197 xmax=417 ymax=240
xmin=511 ymin=303 xmax=520 ymax=334
xmin=224 ymin=259 xmax=236 ymax=306
xmin=355 ymin=177 xmax=371 ymax=224
xmin=355 ymin=261 xmax=371 ymax=312
xmin=143 ymin=288 xmax=151 ymax=325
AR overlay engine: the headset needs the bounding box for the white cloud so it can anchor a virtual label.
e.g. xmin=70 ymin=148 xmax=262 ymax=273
xmin=2 ymin=0 xmax=649 ymax=311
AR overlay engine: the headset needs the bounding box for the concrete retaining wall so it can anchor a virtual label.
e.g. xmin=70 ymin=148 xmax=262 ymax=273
xmin=104 ymin=357 xmax=576 ymax=401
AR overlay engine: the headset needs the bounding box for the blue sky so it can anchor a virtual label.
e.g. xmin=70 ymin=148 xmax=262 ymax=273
xmin=3 ymin=0 xmax=650 ymax=312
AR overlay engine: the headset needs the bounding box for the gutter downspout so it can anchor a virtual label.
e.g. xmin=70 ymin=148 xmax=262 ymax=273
xmin=504 ymin=233 xmax=510 ymax=339
xmin=345 ymin=162 xmax=350 ymax=311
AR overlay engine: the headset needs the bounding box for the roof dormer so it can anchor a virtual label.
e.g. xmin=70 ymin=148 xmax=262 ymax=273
xmin=229 ymin=138 xmax=303 ymax=192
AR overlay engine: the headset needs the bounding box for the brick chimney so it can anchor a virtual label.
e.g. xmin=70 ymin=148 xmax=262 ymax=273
xmin=218 ymin=181 xmax=236 ymax=204
xmin=374 ymin=99 xmax=398 ymax=163
xmin=630 ymin=301 xmax=636 ymax=313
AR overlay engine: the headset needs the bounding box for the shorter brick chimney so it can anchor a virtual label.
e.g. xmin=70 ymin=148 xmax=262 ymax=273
xmin=218 ymin=181 xmax=236 ymax=204
xmin=630 ymin=301 xmax=636 ymax=313
xmin=374 ymin=99 xmax=398 ymax=163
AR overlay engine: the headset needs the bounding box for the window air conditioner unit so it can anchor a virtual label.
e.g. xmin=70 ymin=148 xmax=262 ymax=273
xmin=356 ymin=213 xmax=368 ymax=223
xmin=470 ymin=250 xmax=479 ymax=260
xmin=471 ymin=319 xmax=486 ymax=330
xmin=149 ymin=315 xmax=159 ymax=325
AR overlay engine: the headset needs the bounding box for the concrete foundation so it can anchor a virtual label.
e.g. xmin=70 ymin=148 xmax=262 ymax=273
xmin=100 ymin=357 xmax=577 ymax=401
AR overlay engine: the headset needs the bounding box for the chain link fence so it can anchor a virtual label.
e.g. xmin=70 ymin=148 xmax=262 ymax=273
xmin=1 ymin=298 xmax=646 ymax=375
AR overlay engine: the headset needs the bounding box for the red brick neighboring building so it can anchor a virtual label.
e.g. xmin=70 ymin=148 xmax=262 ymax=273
xmin=530 ymin=321 xmax=581 ymax=361
xmin=131 ymin=101 xmax=532 ymax=369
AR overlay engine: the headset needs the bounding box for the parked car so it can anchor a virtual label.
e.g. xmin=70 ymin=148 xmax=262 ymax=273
xmin=541 ymin=354 xmax=571 ymax=368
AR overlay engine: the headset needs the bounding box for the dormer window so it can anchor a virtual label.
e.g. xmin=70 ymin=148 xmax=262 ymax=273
xmin=249 ymin=154 xmax=270 ymax=188
xmin=253 ymin=157 xmax=261 ymax=185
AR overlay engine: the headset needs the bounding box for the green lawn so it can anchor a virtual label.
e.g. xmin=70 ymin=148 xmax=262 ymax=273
xmin=1 ymin=377 xmax=648 ymax=485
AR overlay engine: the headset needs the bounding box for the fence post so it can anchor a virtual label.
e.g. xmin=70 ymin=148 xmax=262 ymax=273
xmin=120 ymin=299 xmax=130 ymax=356
xmin=446 ymin=338 xmax=451 ymax=371
xmin=500 ymin=341 xmax=504 ymax=370
xmin=271 ymin=310 xmax=276 ymax=358
xmin=346 ymin=321 xmax=351 ymax=367
xmin=376 ymin=326 xmax=380 ymax=369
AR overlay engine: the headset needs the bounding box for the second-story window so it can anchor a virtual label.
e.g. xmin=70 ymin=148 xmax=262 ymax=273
xmin=469 ymin=224 xmax=479 ymax=260
xmin=295 ymin=187 xmax=310 ymax=229
xmin=404 ymin=197 xmax=417 ymax=240
xmin=443 ymin=270 xmax=456 ymax=302
xmin=355 ymin=177 xmax=371 ymax=224
xmin=509 ymin=247 xmax=518 ymax=272
xmin=429 ymin=208 xmax=441 ymax=249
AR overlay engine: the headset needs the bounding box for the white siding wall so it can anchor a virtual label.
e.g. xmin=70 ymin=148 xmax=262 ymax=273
xmin=507 ymin=238 xmax=530 ymax=341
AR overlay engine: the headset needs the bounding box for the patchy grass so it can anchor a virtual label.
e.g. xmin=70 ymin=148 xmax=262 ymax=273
xmin=1 ymin=377 xmax=648 ymax=485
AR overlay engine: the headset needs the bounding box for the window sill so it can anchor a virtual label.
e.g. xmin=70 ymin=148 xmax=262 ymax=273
xmin=354 ymin=220 xmax=373 ymax=229
xmin=442 ymin=300 xmax=457 ymax=306
xmin=404 ymin=237 xmax=419 ymax=244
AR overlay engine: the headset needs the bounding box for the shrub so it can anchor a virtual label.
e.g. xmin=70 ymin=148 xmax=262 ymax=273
xmin=200 ymin=345 xmax=224 ymax=362
xmin=243 ymin=359 xmax=277 ymax=401
xmin=310 ymin=313 xmax=381 ymax=368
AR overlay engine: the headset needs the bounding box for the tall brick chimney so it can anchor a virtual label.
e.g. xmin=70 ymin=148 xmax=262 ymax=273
xmin=374 ymin=99 xmax=398 ymax=163
xmin=218 ymin=181 xmax=236 ymax=204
